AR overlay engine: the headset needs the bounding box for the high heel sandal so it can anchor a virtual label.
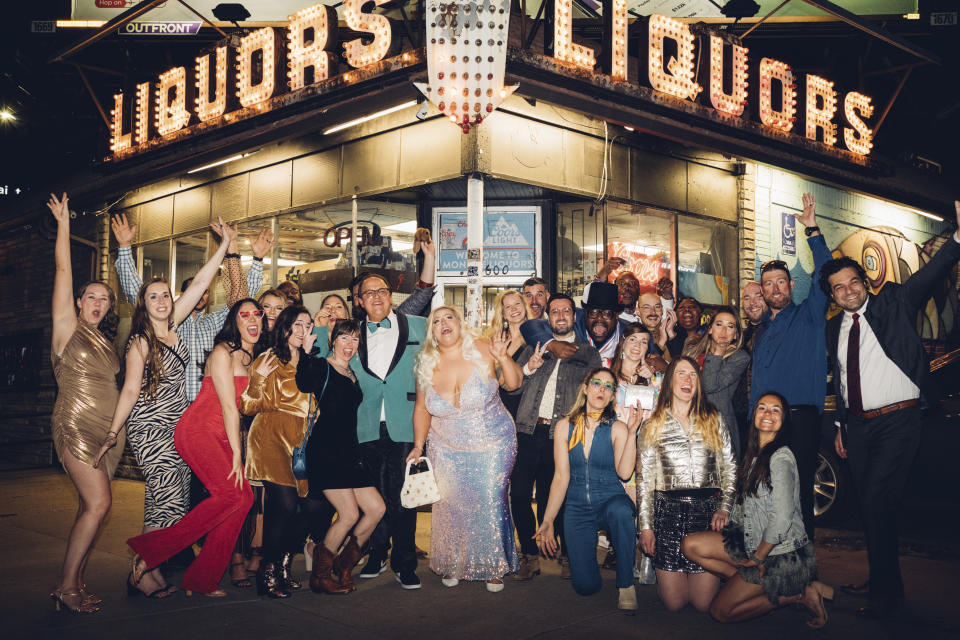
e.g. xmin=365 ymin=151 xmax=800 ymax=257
xmin=125 ymin=572 xmax=174 ymax=599
xmin=79 ymin=583 xmax=102 ymax=605
xmin=50 ymin=589 xmax=99 ymax=614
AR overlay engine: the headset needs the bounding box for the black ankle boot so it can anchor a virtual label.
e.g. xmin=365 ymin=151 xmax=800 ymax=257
xmin=257 ymin=562 xmax=290 ymax=599
xmin=280 ymin=553 xmax=301 ymax=590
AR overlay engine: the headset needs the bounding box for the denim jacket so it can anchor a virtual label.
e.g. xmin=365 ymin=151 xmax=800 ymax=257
xmin=734 ymin=446 xmax=809 ymax=556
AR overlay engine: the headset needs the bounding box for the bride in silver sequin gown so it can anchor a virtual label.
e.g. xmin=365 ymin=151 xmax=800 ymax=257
xmin=411 ymin=306 xmax=522 ymax=588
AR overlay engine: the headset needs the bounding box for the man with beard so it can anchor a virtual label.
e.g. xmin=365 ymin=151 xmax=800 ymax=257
xmin=582 ymin=258 xmax=642 ymax=323
xmin=635 ymin=292 xmax=674 ymax=372
xmin=732 ymin=281 xmax=769 ymax=448
xmin=821 ymin=201 xmax=960 ymax=618
xmin=511 ymin=294 xmax=601 ymax=581
xmin=751 ymin=192 xmax=831 ymax=539
xmin=581 ymin=282 xmax=624 ymax=366
xmin=665 ymin=297 xmax=703 ymax=358
xmin=523 ymin=277 xmax=550 ymax=320
xmin=520 ymin=283 xmax=624 ymax=367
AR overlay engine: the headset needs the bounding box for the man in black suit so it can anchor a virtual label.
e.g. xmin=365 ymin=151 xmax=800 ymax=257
xmin=820 ymin=200 xmax=960 ymax=618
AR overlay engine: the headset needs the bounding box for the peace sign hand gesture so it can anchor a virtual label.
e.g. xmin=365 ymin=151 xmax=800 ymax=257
xmin=526 ymin=342 xmax=548 ymax=372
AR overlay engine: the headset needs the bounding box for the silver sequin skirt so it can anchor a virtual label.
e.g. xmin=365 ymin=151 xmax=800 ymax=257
xmin=722 ymin=522 xmax=818 ymax=604
xmin=653 ymin=489 xmax=719 ymax=573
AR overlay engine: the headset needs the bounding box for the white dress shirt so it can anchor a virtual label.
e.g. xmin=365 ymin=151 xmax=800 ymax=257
xmin=366 ymin=311 xmax=399 ymax=421
xmin=837 ymin=298 xmax=919 ymax=411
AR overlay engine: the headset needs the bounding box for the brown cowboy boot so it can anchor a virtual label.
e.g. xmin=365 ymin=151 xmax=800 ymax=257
xmin=310 ymin=544 xmax=351 ymax=595
xmin=335 ymin=535 xmax=363 ymax=592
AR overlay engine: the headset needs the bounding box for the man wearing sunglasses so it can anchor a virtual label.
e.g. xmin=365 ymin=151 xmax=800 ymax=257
xmin=751 ymin=192 xmax=832 ymax=540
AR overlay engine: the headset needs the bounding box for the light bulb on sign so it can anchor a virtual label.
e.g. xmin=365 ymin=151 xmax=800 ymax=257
xmin=288 ymin=4 xmax=337 ymax=89
xmin=196 ymin=47 xmax=228 ymax=123
xmin=707 ymin=35 xmax=748 ymax=117
xmin=343 ymin=0 xmax=392 ymax=68
xmin=553 ymin=0 xmax=595 ymax=71
xmin=757 ymin=58 xmax=795 ymax=132
xmin=804 ymin=74 xmax=837 ymax=147
xmin=155 ymin=66 xmax=190 ymax=136
xmin=843 ymin=91 xmax=874 ymax=156
xmin=648 ymin=14 xmax=701 ymax=101
xmin=110 ymin=93 xmax=132 ymax=152
xmin=238 ymin=28 xmax=278 ymax=108
xmin=135 ymin=82 xmax=150 ymax=144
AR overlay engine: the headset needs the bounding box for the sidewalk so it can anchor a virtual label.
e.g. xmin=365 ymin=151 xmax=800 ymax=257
xmin=4 ymin=469 xmax=959 ymax=640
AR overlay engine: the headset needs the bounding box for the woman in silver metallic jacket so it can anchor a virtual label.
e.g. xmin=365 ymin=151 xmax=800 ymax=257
xmin=636 ymin=356 xmax=736 ymax=613
xmin=682 ymin=391 xmax=833 ymax=628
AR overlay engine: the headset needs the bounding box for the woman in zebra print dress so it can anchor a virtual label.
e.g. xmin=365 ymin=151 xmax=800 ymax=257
xmin=100 ymin=217 xmax=234 ymax=597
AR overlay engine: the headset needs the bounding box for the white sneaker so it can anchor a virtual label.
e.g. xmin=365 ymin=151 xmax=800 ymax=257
xmin=441 ymin=576 xmax=459 ymax=587
xmin=486 ymin=579 xmax=504 ymax=593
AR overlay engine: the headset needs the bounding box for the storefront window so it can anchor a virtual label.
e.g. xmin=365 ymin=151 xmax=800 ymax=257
xmin=556 ymin=201 xmax=603 ymax=297
xmin=604 ymin=202 xmax=673 ymax=296
xmin=676 ymin=218 xmax=737 ymax=305
xmin=276 ymin=201 xmax=419 ymax=312
xmin=141 ymin=240 xmax=170 ymax=282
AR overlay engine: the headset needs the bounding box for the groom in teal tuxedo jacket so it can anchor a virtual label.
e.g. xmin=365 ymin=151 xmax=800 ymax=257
xmin=312 ymin=272 xmax=428 ymax=588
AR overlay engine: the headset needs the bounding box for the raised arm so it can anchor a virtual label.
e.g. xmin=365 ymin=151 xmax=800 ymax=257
xmin=94 ymin=337 xmax=147 ymax=467
xmin=111 ymin=213 xmax=142 ymax=304
xmin=534 ymin=418 xmax=572 ymax=556
xmin=224 ymin=223 xmax=246 ymax=304
xmin=796 ymin=193 xmax=832 ymax=317
xmin=173 ymin=217 xmax=232 ymax=325
xmin=209 ymin=345 xmax=244 ymax=487
xmin=407 ymin=386 xmax=432 ymax=463
xmin=242 ymin=228 xmax=273 ymax=302
xmin=900 ymin=201 xmax=960 ymax=311
xmin=49 ymin=193 xmax=77 ymax=355
xmin=484 ymin=335 xmax=522 ymax=391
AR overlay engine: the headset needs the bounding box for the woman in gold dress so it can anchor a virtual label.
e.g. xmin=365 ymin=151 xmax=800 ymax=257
xmin=241 ymin=305 xmax=336 ymax=598
xmin=47 ymin=193 xmax=122 ymax=614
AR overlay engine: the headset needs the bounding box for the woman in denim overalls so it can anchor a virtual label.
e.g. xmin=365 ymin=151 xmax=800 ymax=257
xmin=534 ymin=367 xmax=643 ymax=612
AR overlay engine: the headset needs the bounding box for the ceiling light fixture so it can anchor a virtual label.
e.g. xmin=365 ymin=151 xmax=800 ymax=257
xmin=187 ymin=150 xmax=258 ymax=174
xmin=322 ymin=101 xmax=417 ymax=135
xmin=0 ymin=110 xmax=15 ymax=121
xmin=383 ymin=220 xmax=418 ymax=233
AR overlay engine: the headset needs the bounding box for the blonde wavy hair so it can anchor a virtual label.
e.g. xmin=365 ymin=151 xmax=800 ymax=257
xmin=415 ymin=306 xmax=488 ymax=390
xmin=642 ymin=355 xmax=724 ymax=451
xmin=483 ymin=290 xmax=532 ymax=343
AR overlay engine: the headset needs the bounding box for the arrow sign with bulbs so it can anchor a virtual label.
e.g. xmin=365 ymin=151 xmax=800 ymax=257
xmin=414 ymin=0 xmax=518 ymax=133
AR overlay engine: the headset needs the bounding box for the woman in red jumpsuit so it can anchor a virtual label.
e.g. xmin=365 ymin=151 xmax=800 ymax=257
xmin=127 ymin=298 xmax=262 ymax=596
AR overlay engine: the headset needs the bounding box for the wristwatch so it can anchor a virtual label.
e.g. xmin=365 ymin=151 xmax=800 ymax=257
xmin=804 ymin=226 xmax=820 ymax=237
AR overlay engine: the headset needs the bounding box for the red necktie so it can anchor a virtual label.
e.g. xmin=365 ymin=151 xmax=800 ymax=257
xmin=847 ymin=313 xmax=863 ymax=415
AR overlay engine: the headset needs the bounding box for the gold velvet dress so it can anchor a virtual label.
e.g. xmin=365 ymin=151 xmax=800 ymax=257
xmin=241 ymin=353 xmax=311 ymax=497
xmin=51 ymin=320 xmax=122 ymax=477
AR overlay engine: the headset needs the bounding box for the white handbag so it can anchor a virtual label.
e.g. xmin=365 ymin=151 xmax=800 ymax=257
xmin=400 ymin=457 xmax=441 ymax=509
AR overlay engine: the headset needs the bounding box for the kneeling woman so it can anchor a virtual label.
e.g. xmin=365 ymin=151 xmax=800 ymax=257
xmin=297 ymin=319 xmax=385 ymax=594
xmin=637 ymin=356 xmax=737 ymax=613
xmin=535 ymin=367 xmax=642 ymax=611
xmin=681 ymin=392 xmax=832 ymax=628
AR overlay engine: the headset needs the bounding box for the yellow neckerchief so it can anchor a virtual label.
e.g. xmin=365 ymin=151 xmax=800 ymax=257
xmin=568 ymin=410 xmax=604 ymax=451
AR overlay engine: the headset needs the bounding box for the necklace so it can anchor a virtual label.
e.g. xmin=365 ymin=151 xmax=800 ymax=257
xmin=328 ymin=358 xmax=355 ymax=380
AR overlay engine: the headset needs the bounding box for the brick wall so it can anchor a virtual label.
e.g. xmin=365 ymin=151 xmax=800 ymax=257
xmin=737 ymin=161 xmax=757 ymax=292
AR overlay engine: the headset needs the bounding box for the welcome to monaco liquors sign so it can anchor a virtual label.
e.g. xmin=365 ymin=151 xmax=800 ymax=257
xmin=109 ymin=3 xmax=875 ymax=160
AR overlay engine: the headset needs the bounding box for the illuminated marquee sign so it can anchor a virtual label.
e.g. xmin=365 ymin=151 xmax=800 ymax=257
xmin=109 ymin=8 xmax=875 ymax=160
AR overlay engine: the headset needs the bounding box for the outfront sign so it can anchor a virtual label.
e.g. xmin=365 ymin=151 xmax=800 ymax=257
xmin=108 ymin=5 xmax=876 ymax=162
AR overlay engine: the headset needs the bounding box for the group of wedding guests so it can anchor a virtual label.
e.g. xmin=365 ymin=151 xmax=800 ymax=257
xmin=47 ymin=188 xmax=959 ymax=628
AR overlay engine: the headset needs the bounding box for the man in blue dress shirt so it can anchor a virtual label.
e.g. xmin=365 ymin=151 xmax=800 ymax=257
xmin=751 ymin=193 xmax=832 ymax=539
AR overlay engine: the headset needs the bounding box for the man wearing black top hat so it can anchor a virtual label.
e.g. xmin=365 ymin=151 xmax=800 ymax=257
xmin=520 ymin=282 xmax=626 ymax=368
